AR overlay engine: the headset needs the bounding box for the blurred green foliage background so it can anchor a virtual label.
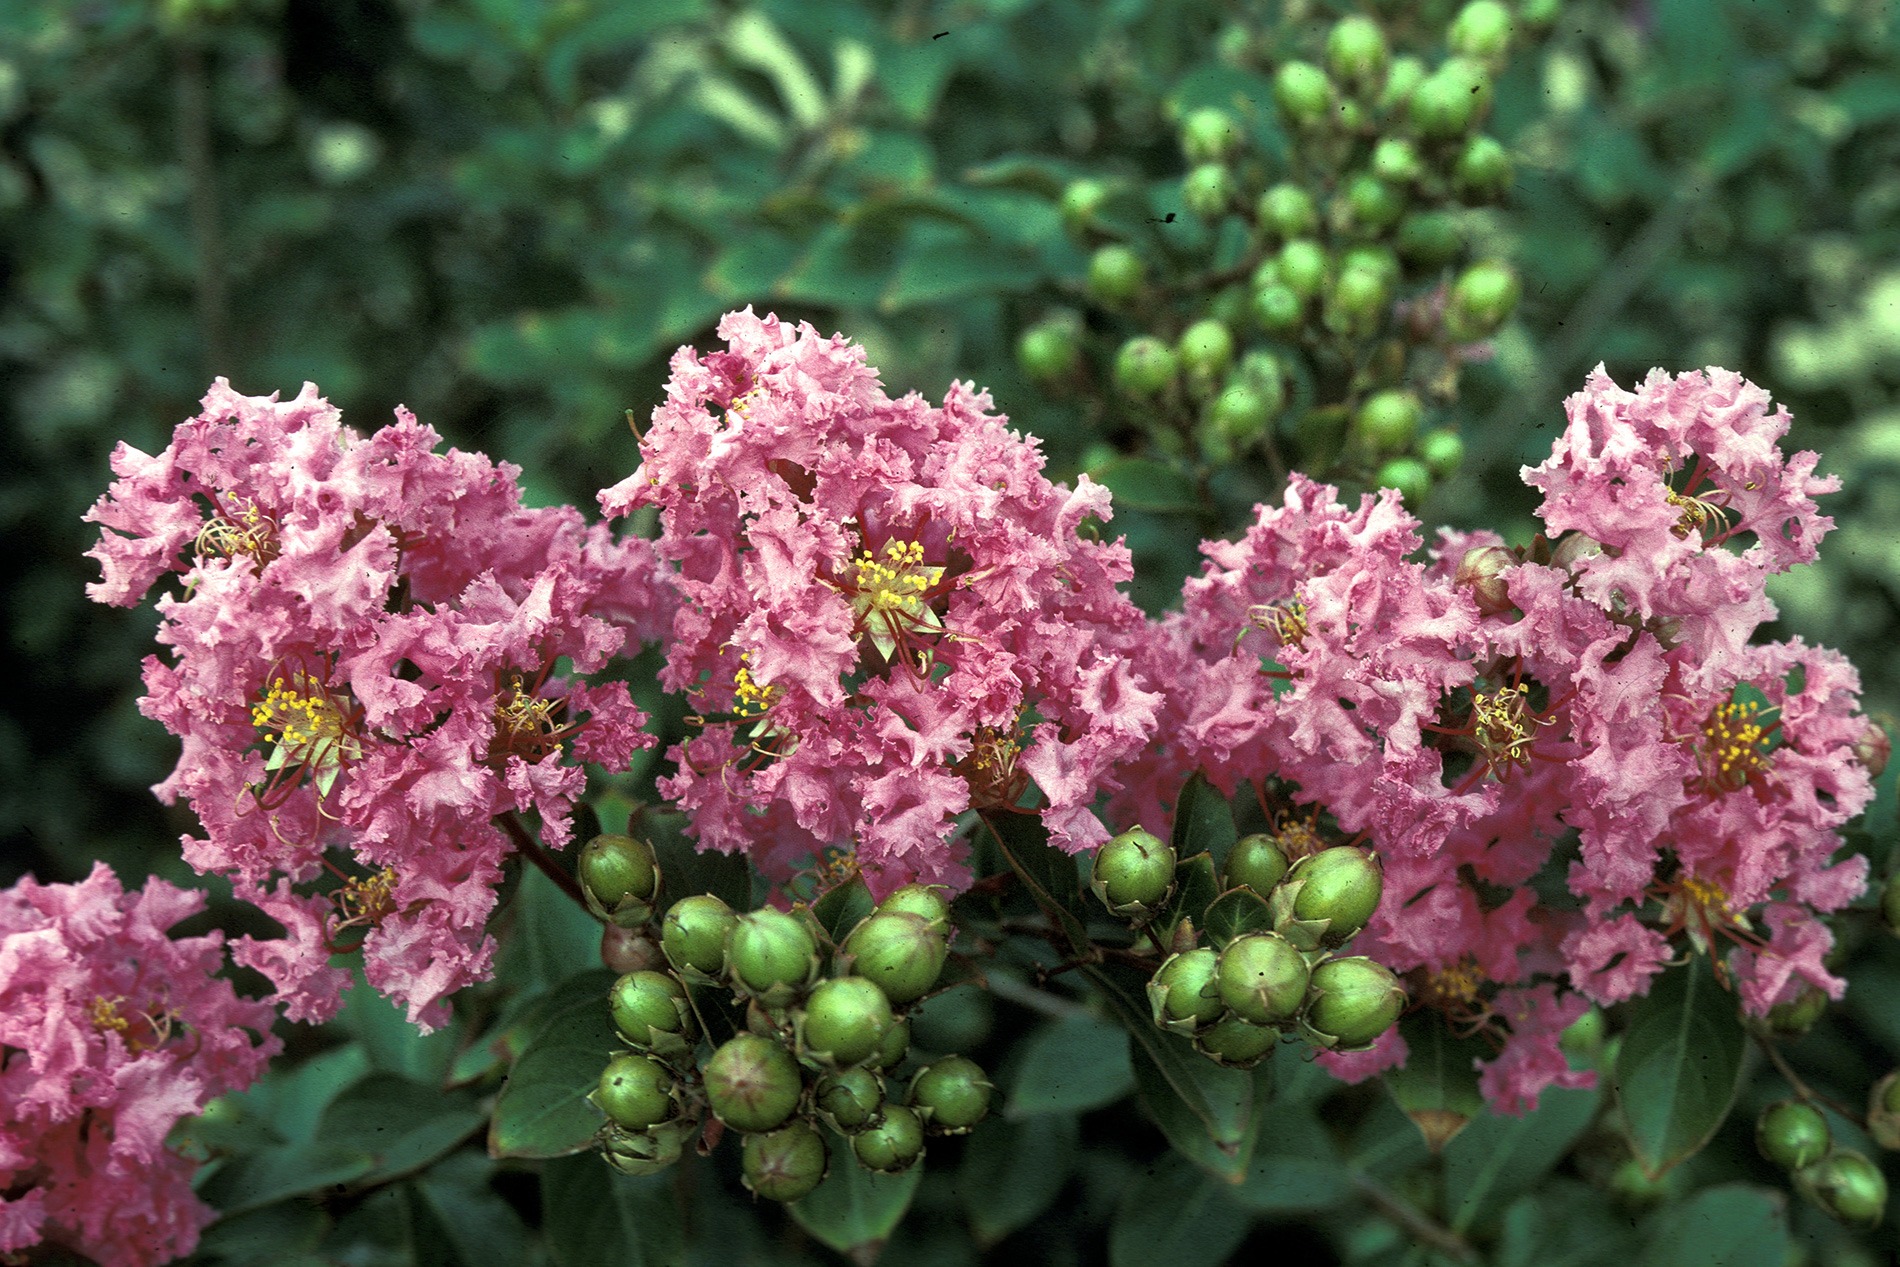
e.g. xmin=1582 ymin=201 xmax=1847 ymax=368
xmin=3 ymin=0 xmax=1898 ymax=1262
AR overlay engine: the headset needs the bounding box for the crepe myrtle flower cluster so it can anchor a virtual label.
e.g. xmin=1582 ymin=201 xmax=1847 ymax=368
xmin=85 ymin=381 xmax=669 ymax=1027
xmin=1110 ymin=366 xmax=1879 ymax=1114
xmin=601 ymin=308 xmax=1160 ymax=898
xmin=0 ymin=865 xmax=278 ymax=1266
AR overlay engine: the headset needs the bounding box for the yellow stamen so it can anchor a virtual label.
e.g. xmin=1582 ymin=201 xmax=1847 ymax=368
xmin=1471 ymin=683 xmax=1546 ymax=772
xmin=1700 ymin=699 xmax=1771 ymax=793
xmin=1248 ymin=597 xmax=1309 ymax=649
xmin=334 ymin=866 xmax=400 ymax=932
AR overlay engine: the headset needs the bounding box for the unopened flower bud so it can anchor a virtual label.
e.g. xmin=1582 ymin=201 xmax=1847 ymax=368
xmin=1257 ymin=183 xmax=1319 ymax=241
xmin=1114 ymin=335 xmax=1178 ymax=397
xmin=1796 ymin=1149 xmax=1888 ymax=1228
xmin=1091 ymin=826 xmax=1177 ymax=917
xmin=1455 ymin=545 xmax=1516 ymax=616
xmin=1448 ymin=0 xmax=1513 ymax=63
xmin=1410 ymin=59 xmax=1491 ymax=138
xmin=1217 ymin=932 xmax=1310 ymax=1025
xmin=727 ymin=908 xmax=821 ymax=1005
xmin=1300 ymin=957 xmax=1406 ymax=1051
xmin=1453 ymin=134 xmax=1512 ymax=202
xmin=1088 ymin=244 xmax=1146 ymax=306
xmin=1379 ymin=55 xmax=1427 ymax=113
xmin=1343 ymin=173 xmax=1405 ymax=235
xmin=1549 ymin=531 xmax=1603 ymax=571
xmin=601 ymin=922 xmax=662 ymax=975
xmin=1182 ymin=162 xmax=1238 ymax=221
xmin=1446 ymin=260 xmax=1519 ymax=341
xmin=595 ymin=1052 xmax=679 ymax=1131
xmin=741 ymin=1120 xmax=829 ymax=1202
xmin=1419 ymin=429 xmax=1465 ymax=478
xmin=704 ymin=1033 xmax=803 ymax=1133
xmin=579 ymin=834 xmax=660 ymax=927
xmin=1371 ymin=137 xmax=1423 ymax=185
xmin=1194 ymin=1016 xmax=1280 ymax=1067
xmin=1324 ymin=265 xmax=1390 ymax=337
xmin=1277 ymin=239 xmax=1330 ymax=300
xmin=1148 ymin=947 xmax=1224 ymax=1034
xmin=1224 ymin=833 xmax=1292 ymax=896
xmin=660 ymin=893 xmax=738 ymax=982
xmin=1177 ymin=320 xmax=1235 ymax=397
xmin=1376 ymin=457 xmax=1432 ymax=506
xmin=1356 ymin=390 xmax=1422 ymax=455
xmin=1060 ymin=178 xmax=1109 ymax=237
xmin=609 ymin=969 xmax=697 ymax=1053
xmin=1181 ymin=107 xmax=1244 ymax=163
xmin=1275 ymin=846 xmax=1383 ymax=950
xmin=1868 ymin=1072 xmax=1900 ymax=1151
xmin=910 ymin=1055 xmax=993 ymax=1133
xmin=800 ymin=976 xmax=895 ymax=1068
xmin=1017 ymin=314 xmax=1083 ymax=383
xmin=1856 ymin=721 xmax=1891 ymax=778
xmin=844 ymin=911 xmax=948 ymax=1004
xmin=814 ymin=1067 xmax=885 ymax=1133
xmin=1275 ymin=61 xmax=1335 ymax=129
xmin=1326 ymin=16 xmax=1389 ymax=90
xmin=852 ymin=1102 xmax=926 ymax=1173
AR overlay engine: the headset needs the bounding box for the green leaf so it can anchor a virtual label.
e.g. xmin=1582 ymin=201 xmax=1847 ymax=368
xmin=789 ymin=1155 xmax=923 ymax=1258
xmin=879 ymin=223 xmax=1043 ymax=312
xmin=1092 ymin=457 xmax=1201 ymax=515
xmin=984 ymin=810 xmax=1090 ymax=955
xmin=957 ymin=1114 xmax=1080 ymax=1247
xmin=1007 ymin=1014 xmax=1135 ymax=1117
xmin=488 ymin=979 xmax=621 ymax=1159
xmin=1201 ymin=888 xmax=1273 ymax=949
xmin=316 ymin=1072 xmax=485 ymax=1185
xmin=542 ymin=1153 xmax=684 ymax=1267
xmin=810 ymin=874 xmax=876 ymax=943
xmin=496 ymin=861 xmax=602 ymax=996
xmin=195 ymin=1046 xmax=380 ymax=1216
xmin=1383 ymin=1012 xmax=1487 ymax=1153
xmin=1496 ymin=1181 xmax=1641 ymax=1267
xmin=1613 ymin=958 xmax=1746 ymax=1178
xmin=640 ymin=809 xmax=753 ymax=911
xmin=1442 ymin=1084 xmax=1600 ymax=1234
xmin=1107 ymin=1158 xmax=1254 ymax=1267
xmin=1231 ymin=1104 xmax=1352 ymax=1215
xmin=1170 ymin=772 xmax=1237 ymax=865
xmin=452 ymin=967 xmax=618 ymax=1088
xmin=338 ymin=964 xmax=459 ymax=1086
xmin=407 ymin=1153 xmax=541 ymax=1267
xmin=1636 ymin=1184 xmax=1790 ymax=1267
xmin=1160 ymin=852 xmax=1222 ymax=945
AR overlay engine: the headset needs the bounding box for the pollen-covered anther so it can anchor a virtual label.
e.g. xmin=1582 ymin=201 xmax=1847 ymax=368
xmin=1413 ymin=960 xmax=1493 ymax=1035
xmin=1699 ymin=699 xmax=1772 ymax=793
xmin=732 ymin=657 xmax=781 ymax=719
xmin=1471 ymin=683 xmax=1546 ymax=772
xmin=89 ymin=994 xmax=180 ymax=1053
xmin=490 ymin=674 xmax=576 ymax=763
xmin=333 ymin=865 xmax=401 ymax=933
xmin=1657 ymin=872 xmax=1758 ymax=959
xmin=841 ymin=538 xmax=948 ymax=668
xmin=1247 ymin=597 xmax=1309 ymax=649
xmin=954 ymin=724 xmax=1028 ymax=810
xmin=249 ymin=668 xmax=363 ymax=801
xmin=195 ymin=492 xmax=280 ymax=567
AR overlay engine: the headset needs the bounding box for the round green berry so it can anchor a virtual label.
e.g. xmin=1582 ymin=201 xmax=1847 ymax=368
xmin=1274 ymin=61 xmax=1335 ymax=128
xmin=1356 ymin=390 xmax=1422 ymax=455
xmin=1326 ymin=16 xmax=1389 ymax=90
xmin=742 ymin=1121 xmax=829 ymax=1202
xmin=1113 ymin=335 xmax=1178 ymax=397
xmin=1370 ymin=137 xmax=1422 ymax=185
xmin=579 ymin=834 xmax=660 ymax=926
xmin=909 ymin=1055 xmax=993 ymax=1133
xmin=1454 ymin=135 xmax=1512 ymax=202
xmin=1301 ymin=957 xmax=1406 ymax=1051
xmin=703 ymin=1034 xmax=803 ymax=1133
xmin=1224 ymin=833 xmax=1292 ymax=896
xmin=1410 ymin=60 xmax=1491 ymax=138
xmin=1149 ymin=947 xmax=1224 ymax=1031
xmin=1445 ymin=260 xmax=1520 ymax=340
xmin=814 ymin=1067 xmax=885 ymax=1133
xmin=609 ymin=970 xmax=695 ymax=1050
xmin=726 ymin=908 xmax=820 ymax=1002
xmin=1194 ymin=1016 xmax=1280 ymax=1067
xmin=1344 ymin=173 xmax=1404 ymax=234
xmin=1256 ymin=182 xmax=1318 ymax=241
xmin=1277 ymin=239 xmax=1329 ymax=300
xmin=843 ymin=911 xmax=948 ymax=1004
xmin=1418 ymin=429 xmax=1465 ymax=477
xmin=1796 ymin=1150 xmax=1888 ymax=1228
xmin=1396 ymin=211 xmax=1462 ymax=267
xmin=1376 ymin=457 xmax=1432 ymax=506
xmin=801 ymin=976 xmax=895 ymax=1067
xmin=1756 ymin=1100 xmax=1830 ymax=1171
xmin=1324 ymin=265 xmax=1390 ymax=337
xmin=852 ymin=1102 xmax=926 ymax=1173
xmin=596 ymin=1052 xmax=677 ymax=1131
xmin=1088 ymin=244 xmax=1146 ymax=306
xmin=1060 ymin=179 xmax=1108 ymax=237
xmin=869 ymin=1014 xmax=912 ymax=1070
xmin=1217 ymin=932 xmax=1310 ymax=1025
xmin=660 ymin=894 xmax=737 ymax=980
xmin=1092 ymin=826 xmax=1177 ymax=912
xmin=1288 ymin=846 xmax=1384 ymax=946
xmin=877 ymin=883 xmax=952 ymax=928
xmin=1017 ymin=316 xmax=1082 ymax=382
xmin=1252 ymin=282 xmax=1305 ymax=335
xmin=1182 ymin=162 xmax=1237 ymax=221
xmin=1379 ymin=55 xmax=1427 ymax=113
xmin=1448 ymin=0 xmax=1513 ymax=62
xmin=1181 ymin=107 xmax=1243 ymax=163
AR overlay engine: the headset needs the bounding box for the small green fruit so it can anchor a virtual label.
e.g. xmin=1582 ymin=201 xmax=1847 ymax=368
xmin=1326 ymin=16 xmax=1389 ymax=90
xmin=814 ymin=1067 xmax=885 ymax=1133
xmin=1300 ymin=957 xmax=1406 ymax=1051
xmin=742 ymin=1121 xmax=829 ymax=1202
xmin=1113 ymin=335 xmax=1178 ymax=398
xmin=1091 ymin=826 xmax=1177 ymax=915
xmin=1356 ymin=391 xmax=1423 ymax=455
xmin=852 ymin=1102 xmax=926 ymax=1173
xmin=1764 ymin=985 xmax=1828 ymax=1036
xmin=726 ymin=907 xmax=820 ymax=1004
xmin=1060 ymin=178 xmax=1108 ymax=237
xmin=703 ymin=1034 xmax=803 ymax=1133
xmin=1796 ymin=1150 xmax=1888 ymax=1228
xmin=579 ymin=834 xmax=660 ymax=926
xmin=1281 ymin=846 xmax=1384 ymax=949
xmin=1757 ymin=1100 xmax=1830 ymax=1171
xmin=1224 ymin=834 xmax=1292 ymax=896
xmin=1448 ymin=0 xmax=1513 ymax=63
xmin=1410 ymin=59 xmax=1491 ymax=138
xmin=1376 ymin=457 xmax=1433 ymax=506
xmin=1868 ymin=1071 xmax=1900 ymax=1151
xmin=1088 ymin=244 xmax=1146 ymax=306
xmin=1181 ymin=107 xmax=1243 ymax=163
xmin=1017 ymin=316 xmax=1082 ymax=382
xmin=1277 ymin=239 xmax=1329 ymax=300
xmin=1454 ymin=135 xmax=1512 ymax=202
xmin=1194 ymin=1016 xmax=1280 ymax=1067
xmin=1344 ymin=173 xmax=1404 ymax=234
xmin=909 ymin=1055 xmax=993 ymax=1133
xmin=1252 ymin=282 xmax=1305 ymax=335
xmin=609 ymin=970 xmax=696 ymax=1051
xmin=843 ymin=911 xmax=948 ymax=1004
xmin=1418 ymin=429 xmax=1465 ymax=477
xmin=801 ymin=976 xmax=895 ymax=1067
xmin=1370 ymin=137 xmax=1422 ymax=185
xmin=1323 ymin=265 xmax=1390 ymax=337
xmin=1176 ymin=319 xmax=1235 ymax=396
xmin=1379 ymin=56 xmax=1427 ymax=113
xmin=1148 ymin=947 xmax=1224 ymax=1033
xmin=1257 ymin=183 xmax=1318 ymax=241
xmin=1445 ymin=260 xmax=1520 ymax=340
xmin=878 ymin=883 xmax=952 ymax=928
xmin=1274 ymin=61 xmax=1335 ymax=129
xmin=1217 ymin=932 xmax=1310 ymax=1025
xmin=596 ymin=1053 xmax=677 ymax=1131
xmin=869 ymin=1014 xmax=912 ymax=1070
xmin=1182 ymin=162 xmax=1237 ymax=221
xmin=660 ymin=893 xmax=737 ymax=981
xmin=1396 ymin=211 xmax=1462 ymax=267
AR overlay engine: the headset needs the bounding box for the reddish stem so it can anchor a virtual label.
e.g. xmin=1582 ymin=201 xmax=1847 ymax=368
xmin=499 ymin=809 xmax=597 ymax=916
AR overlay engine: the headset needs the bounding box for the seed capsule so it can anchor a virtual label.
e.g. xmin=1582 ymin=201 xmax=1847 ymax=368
xmin=1300 ymin=957 xmax=1406 ymax=1051
xmin=1148 ymin=947 xmax=1224 ymax=1034
xmin=1756 ymin=1100 xmax=1830 ymax=1171
xmin=703 ymin=1033 xmax=803 ymax=1133
xmin=726 ymin=907 xmax=820 ymax=1005
xmin=801 ymin=976 xmax=895 ymax=1068
xmin=909 ymin=1055 xmax=994 ymax=1134
xmin=595 ymin=1052 xmax=678 ymax=1131
xmin=844 ymin=912 xmax=948 ymax=1005
xmin=742 ymin=1121 xmax=829 ymax=1203
xmin=1216 ymin=932 xmax=1310 ymax=1025
xmin=852 ymin=1102 xmax=926 ymax=1173
xmin=660 ymin=893 xmax=737 ymax=982
xmin=579 ymin=834 xmax=660 ymax=927
xmin=1090 ymin=826 xmax=1177 ymax=917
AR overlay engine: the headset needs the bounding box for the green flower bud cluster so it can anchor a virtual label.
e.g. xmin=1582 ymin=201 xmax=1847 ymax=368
xmin=1756 ymin=1098 xmax=1890 ymax=1228
xmin=592 ymin=881 xmax=992 ymax=1201
xmin=1138 ymin=835 xmax=1404 ymax=1068
xmin=1042 ymin=3 xmax=1538 ymax=504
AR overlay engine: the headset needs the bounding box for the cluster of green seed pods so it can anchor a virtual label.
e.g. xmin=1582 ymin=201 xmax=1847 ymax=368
xmin=1091 ymin=826 xmax=1406 ymax=1067
xmin=1756 ymin=1093 xmax=1890 ymax=1229
xmin=578 ymin=835 xmax=993 ymax=1203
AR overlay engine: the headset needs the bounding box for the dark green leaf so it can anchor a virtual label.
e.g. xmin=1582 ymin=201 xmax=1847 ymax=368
xmin=1442 ymin=1085 xmax=1600 ymax=1234
xmin=1092 ymin=458 xmax=1202 ymax=515
xmin=1170 ymin=772 xmax=1238 ymax=866
xmin=1201 ymin=888 xmax=1274 ymax=949
xmin=1160 ymin=852 xmax=1222 ymax=945
xmin=317 ymin=1072 xmax=484 ymax=1184
xmin=1613 ymin=959 xmax=1746 ymax=1178
xmin=542 ymin=1153 xmax=684 ymax=1267
xmin=1231 ymin=1103 xmax=1351 ymax=1215
xmin=957 ymin=1113 xmax=1080 ymax=1247
xmin=488 ymin=983 xmax=620 ymax=1159
xmin=789 ymin=1155 xmax=923 ymax=1258
xmin=984 ymin=810 xmax=1090 ymax=955
xmin=811 ymin=874 xmax=876 ymax=944
xmin=452 ymin=967 xmax=618 ymax=1088
xmin=1107 ymin=1158 xmax=1253 ymax=1267
xmin=338 ymin=963 xmax=459 ymax=1086
xmin=195 ymin=1046 xmax=380 ymax=1215
xmin=1497 ymin=1181 xmax=1641 ymax=1267
xmin=410 ymin=1152 xmax=540 ymax=1267
xmin=1383 ymin=1012 xmax=1487 ymax=1153
xmin=879 ymin=223 xmax=1043 ymax=312
xmin=496 ymin=861 xmax=602 ymax=997
xmin=1007 ymin=1014 xmax=1135 ymax=1117
xmin=1636 ymin=1184 xmax=1790 ymax=1267
xmin=641 ymin=809 xmax=753 ymax=911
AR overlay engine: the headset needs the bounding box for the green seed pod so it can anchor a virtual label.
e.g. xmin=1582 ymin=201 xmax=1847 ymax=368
xmin=1757 ymin=1100 xmax=1831 ymax=1171
xmin=1796 ymin=1150 xmax=1888 ymax=1228
xmin=1088 ymin=244 xmax=1146 ymax=306
xmin=1176 ymin=319 xmax=1236 ymax=398
xmin=1379 ymin=55 xmax=1427 ymax=114
xmin=579 ymin=834 xmax=660 ymax=927
xmin=1252 ymin=282 xmax=1305 ymax=336
xmin=726 ymin=907 xmax=821 ymax=1005
xmin=1299 ymin=957 xmax=1407 ymax=1051
xmin=1453 ymin=135 xmax=1512 ymax=203
xmin=1323 ymin=265 xmax=1390 ymax=338
xmin=1060 ymin=178 xmax=1108 ymax=237
xmin=1257 ymin=182 xmax=1319 ymax=241
xmin=660 ymin=893 xmax=738 ymax=983
xmin=800 ymin=976 xmax=895 ymax=1068
xmin=1396 ymin=210 xmax=1463 ymax=268
xmin=703 ymin=1033 xmax=803 ymax=1133
xmin=1339 ymin=244 xmax=1401 ymax=291
xmin=1410 ymin=59 xmax=1492 ymax=138
xmin=1017 ymin=315 xmax=1082 ymax=383
xmin=1217 ymin=932 xmax=1310 ymax=1025
xmin=1182 ymin=162 xmax=1237 ymax=221
xmin=1869 ymin=1071 xmax=1900 ymax=1151
xmin=1202 ymin=382 xmax=1274 ymax=462
xmin=814 ymin=1067 xmax=885 ymax=1133
xmin=843 ymin=911 xmax=948 ymax=1004
xmin=595 ymin=1052 xmax=679 ymax=1131
xmin=853 ymin=1102 xmax=926 ymax=1173
xmin=1148 ymin=947 xmax=1224 ymax=1035
xmin=1274 ymin=845 xmax=1384 ymax=951
xmin=598 ymin=1118 xmax=696 ymax=1177
xmin=1181 ymin=107 xmax=1243 ymax=164
xmin=1418 ymin=429 xmax=1465 ymax=478
xmin=1274 ymin=61 xmax=1335 ymax=129
xmin=1277 ymin=239 xmax=1330 ymax=301
xmin=1325 ymin=16 xmax=1389 ymax=92
xmin=1356 ymin=390 xmax=1423 ymax=455
xmin=909 ymin=1055 xmax=994 ymax=1133
xmin=1764 ymin=985 xmax=1828 ymax=1036
xmin=877 ymin=883 xmax=952 ymax=928
xmin=1448 ymin=0 xmax=1513 ymax=63
xmin=1376 ymin=457 xmax=1433 ymax=506
xmin=1090 ymin=826 xmax=1177 ymax=918
xmin=869 ymin=1014 xmax=912 ymax=1070
xmin=1236 ymin=350 xmax=1287 ymax=413
xmin=1225 ymin=834 xmax=1293 ymax=896
xmin=1518 ymin=0 xmax=1560 ymax=31
xmin=1445 ymin=260 xmax=1520 ymax=341
xmin=601 ymin=923 xmax=662 ymax=975
xmin=1343 ymin=173 xmax=1405 ymax=234
xmin=1194 ymin=1015 xmax=1280 ymax=1067
xmin=742 ymin=1120 xmax=829 ymax=1202
xmin=609 ymin=970 xmax=697 ymax=1054
xmin=1370 ymin=137 xmax=1423 ymax=185
xmin=1113 ymin=335 xmax=1179 ymax=398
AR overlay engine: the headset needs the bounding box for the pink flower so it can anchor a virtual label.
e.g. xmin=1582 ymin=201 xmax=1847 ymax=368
xmin=603 ymin=309 xmax=1157 ymax=897
xmin=0 ymin=864 xmax=279 ymax=1267
xmin=86 ymin=381 xmax=666 ymax=1026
